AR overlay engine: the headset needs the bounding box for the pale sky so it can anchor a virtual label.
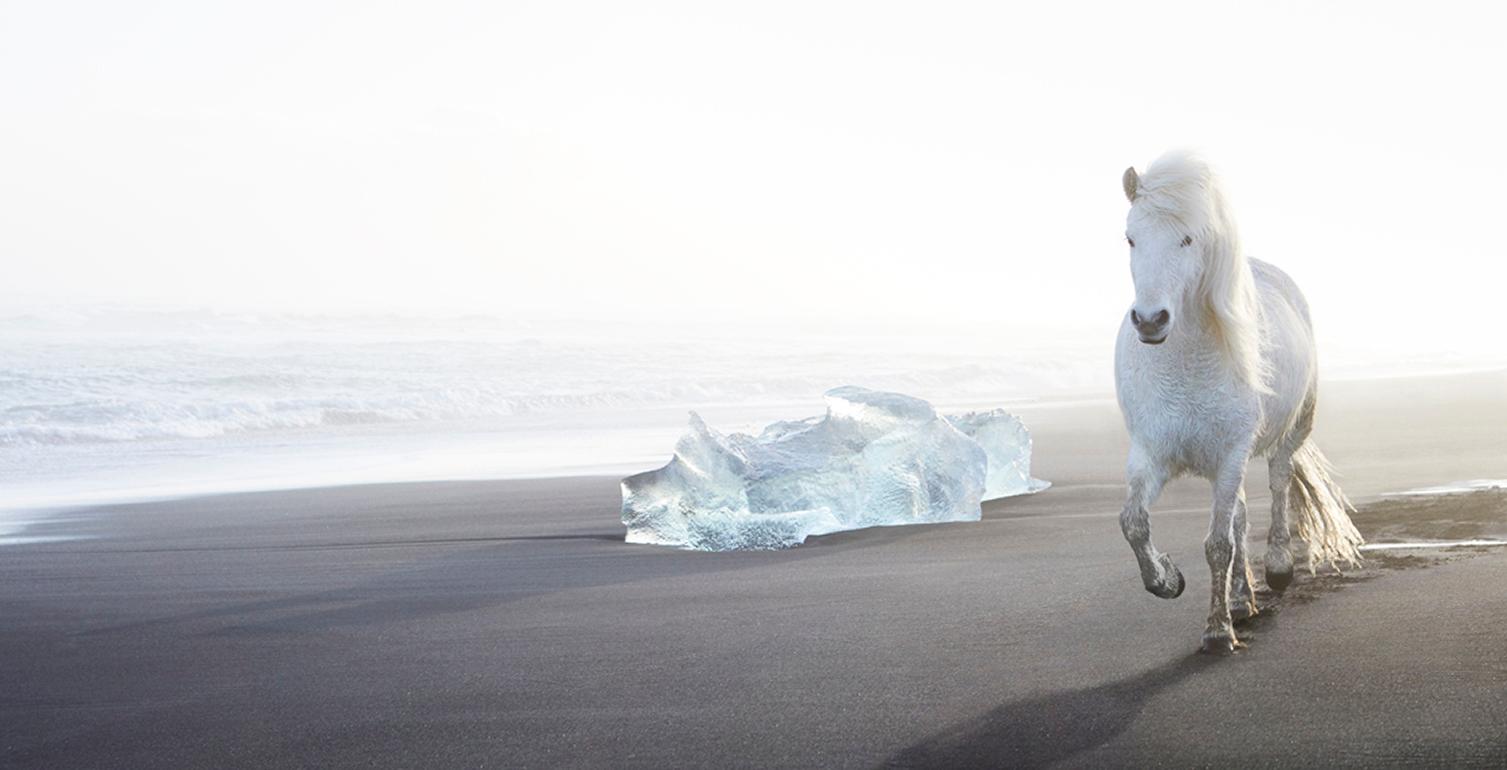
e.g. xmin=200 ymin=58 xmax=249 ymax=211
xmin=2 ymin=1 xmax=1504 ymax=359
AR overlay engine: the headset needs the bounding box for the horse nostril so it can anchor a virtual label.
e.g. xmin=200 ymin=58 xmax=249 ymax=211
xmin=1131 ymin=309 xmax=1170 ymax=329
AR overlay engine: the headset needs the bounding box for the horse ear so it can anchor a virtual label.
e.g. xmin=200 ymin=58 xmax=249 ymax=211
xmin=1122 ymin=167 xmax=1139 ymax=202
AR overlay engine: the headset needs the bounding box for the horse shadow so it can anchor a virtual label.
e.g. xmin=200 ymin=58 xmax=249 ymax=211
xmin=886 ymin=654 xmax=1218 ymax=768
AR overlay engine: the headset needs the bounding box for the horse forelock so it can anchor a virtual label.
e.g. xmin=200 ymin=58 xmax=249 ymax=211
xmin=1131 ymin=151 xmax=1228 ymax=241
xmin=1131 ymin=150 xmax=1270 ymax=392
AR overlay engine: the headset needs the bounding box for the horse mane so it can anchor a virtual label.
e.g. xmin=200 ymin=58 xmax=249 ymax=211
xmin=1133 ymin=150 xmax=1269 ymax=392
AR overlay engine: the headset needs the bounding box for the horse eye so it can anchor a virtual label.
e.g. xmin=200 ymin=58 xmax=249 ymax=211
xmin=1127 ymin=236 xmax=1135 ymax=247
xmin=1180 ymin=235 xmax=1193 ymax=247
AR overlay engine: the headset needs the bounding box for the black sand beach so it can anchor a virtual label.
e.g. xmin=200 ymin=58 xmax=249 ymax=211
xmin=4 ymin=372 xmax=1506 ymax=768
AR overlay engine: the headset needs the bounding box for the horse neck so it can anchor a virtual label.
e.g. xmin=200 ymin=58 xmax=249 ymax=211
xmin=1163 ymin=294 xmax=1243 ymax=381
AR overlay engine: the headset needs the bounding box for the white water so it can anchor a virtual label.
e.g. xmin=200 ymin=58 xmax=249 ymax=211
xmin=1361 ymin=540 xmax=1507 ymax=551
xmin=1386 ymin=480 xmax=1507 ymax=497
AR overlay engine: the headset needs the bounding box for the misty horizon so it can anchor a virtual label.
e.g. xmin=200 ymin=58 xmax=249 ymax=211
xmin=4 ymin=2 xmax=1506 ymax=369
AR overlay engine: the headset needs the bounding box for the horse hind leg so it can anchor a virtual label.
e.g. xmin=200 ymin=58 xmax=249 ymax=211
xmin=1265 ymin=393 xmax=1315 ymax=591
xmin=1265 ymin=431 xmax=1309 ymax=592
xmin=1119 ymin=453 xmax=1184 ymax=599
xmin=1265 ymin=451 xmax=1297 ymax=592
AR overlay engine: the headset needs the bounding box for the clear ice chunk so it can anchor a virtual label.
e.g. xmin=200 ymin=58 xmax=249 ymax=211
xmin=621 ymin=386 xmax=1049 ymax=550
xmin=945 ymin=409 xmax=1052 ymax=499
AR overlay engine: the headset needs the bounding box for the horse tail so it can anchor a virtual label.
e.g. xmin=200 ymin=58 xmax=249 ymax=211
xmin=1289 ymin=441 xmax=1364 ymax=572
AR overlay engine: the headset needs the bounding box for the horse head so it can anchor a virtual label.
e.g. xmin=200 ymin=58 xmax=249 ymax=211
xmin=1121 ymin=164 xmax=1204 ymax=346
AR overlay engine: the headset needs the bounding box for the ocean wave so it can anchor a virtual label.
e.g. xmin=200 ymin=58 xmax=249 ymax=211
xmin=0 ymin=379 xmax=1053 ymax=446
xmin=0 ymin=329 xmax=1107 ymax=447
xmin=2 ymin=405 xmax=425 ymax=445
xmin=0 ymin=385 xmax=832 ymax=445
xmin=0 ymin=391 xmax=521 ymax=446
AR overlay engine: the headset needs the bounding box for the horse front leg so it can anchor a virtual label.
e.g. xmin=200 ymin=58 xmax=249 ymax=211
xmin=1229 ymin=494 xmax=1258 ymax=620
xmin=1119 ymin=450 xmax=1183 ymax=599
xmin=1202 ymin=454 xmax=1249 ymax=653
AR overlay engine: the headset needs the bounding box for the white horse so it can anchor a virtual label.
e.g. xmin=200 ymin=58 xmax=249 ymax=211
xmin=1114 ymin=151 xmax=1363 ymax=653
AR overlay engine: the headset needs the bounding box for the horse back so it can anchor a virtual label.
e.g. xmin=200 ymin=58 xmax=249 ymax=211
xmin=1251 ymin=258 xmax=1319 ymax=454
xmin=1250 ymin=258 xmax=1313 ymax=329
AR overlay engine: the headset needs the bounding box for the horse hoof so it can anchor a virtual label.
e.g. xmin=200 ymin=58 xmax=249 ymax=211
xmin=1265 ymin=566 xmax=1293 ymax=593
xmin=1146 ymin=563 xmax=1185 ymax=599
xmin=1231 ymin=601 xmax=1259 ymax=622
xmin=1199 ymin=633 xmax=1246 ymax=655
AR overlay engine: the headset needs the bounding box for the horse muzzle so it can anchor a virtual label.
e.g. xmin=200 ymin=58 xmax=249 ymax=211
xmin=1131 ymin=308 xmax=1171 ymax=345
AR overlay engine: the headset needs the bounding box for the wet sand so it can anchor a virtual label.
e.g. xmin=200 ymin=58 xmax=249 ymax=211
xmin=3 ymin=371 xmax=1506 ymax=767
